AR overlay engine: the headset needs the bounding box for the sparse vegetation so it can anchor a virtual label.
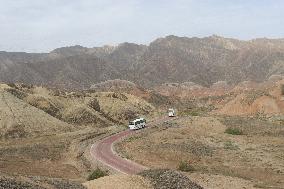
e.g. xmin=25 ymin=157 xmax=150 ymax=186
xmin=224 ymin=140 xmax=239 ymax=150
xmin=178 ymin=161 xmax=195 ymax=172
xmin=3 ymin=123 xmax=28 ymax=139
xmin=110 ymin=92 xmax=128 ymax=101
xmin=220 ymin=116 xmax=284 ymax=136
xmin=225 ymin=127 xmax=243 ymax=135
xmin=125 ymin=136 xmax=141 ymax=142
xmin=139 ymin=169 xmax=203 ymax=189
xmin=1 ymin=70 xmax=284 ymax=189
xmin=62 ymin=106 xmax=106 ymax=125
xmin=121 ymin=109 xmax=138 ymax=120
xmin=5 ymin=88 xmax=27 ymax=99
xmin=6 ymin=83 xmax=17 ymax=88
xmin=0 ymin=175 xmax=86 ymax=189
xmin=180 ymin=105 xmax=214 ymax=117
xmin=242 ymin=90 xmax=271 ymax=105
xmin=25 ymin=95 xmax=61 ymax=118
xmin=87 ymin=98 xmax=101 ymax=112
xmin=147 ymin=92 xmax=171 ymax=107
xmin=187 ymin=111 xmax=199 ymax=116
xmin=87 ymin=168 xmax=108 ymax=181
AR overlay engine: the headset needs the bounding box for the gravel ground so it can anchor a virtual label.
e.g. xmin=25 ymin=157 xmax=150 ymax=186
xmin=139 ymin=169 xmax=204 ymax=189
xmin=0 ymin=176 xmax=44 ymax=189
xmin=30 ymin=176 xmax=87 ymax=189
xmin=0 ymin=175 xmax=87 ymax=189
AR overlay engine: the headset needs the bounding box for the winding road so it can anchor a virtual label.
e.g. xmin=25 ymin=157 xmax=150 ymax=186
xmin=90 ymin=116 xmax=173 ymax=174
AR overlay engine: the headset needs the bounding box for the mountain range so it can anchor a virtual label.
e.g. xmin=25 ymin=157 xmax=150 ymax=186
xmin=1 ymin=35 xmax=284 ymax=89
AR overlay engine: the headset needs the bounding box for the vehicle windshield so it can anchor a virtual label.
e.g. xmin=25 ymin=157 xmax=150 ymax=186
xmin=129 ymin=121 xmax=134 ymax=125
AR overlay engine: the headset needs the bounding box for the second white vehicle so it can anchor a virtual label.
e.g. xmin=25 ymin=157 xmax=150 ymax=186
xmin=129 ymin=118 xmax=146 ymax=130
xmin=168 ymin=108 xmax=176 ymax=117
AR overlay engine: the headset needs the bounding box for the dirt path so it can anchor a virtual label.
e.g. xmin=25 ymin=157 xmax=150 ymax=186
xmin=90 ymin=116 xmax=173 ymax=174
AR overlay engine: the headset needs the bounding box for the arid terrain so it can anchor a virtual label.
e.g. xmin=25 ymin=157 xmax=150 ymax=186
xmin=116 ymin=116 xmax=284 ymax=188
xmin=0 ymin=36 xmax=284 ymax=189
xmin=114 ymin=79 xmax=284 ymax=189
xmin=0 ymin=77 xmax=284 ymax=188
xmin=0 ymin=82 xmax=160 ymax=188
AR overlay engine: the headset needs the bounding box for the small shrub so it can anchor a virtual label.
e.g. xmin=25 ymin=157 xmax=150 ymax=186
xmin=122 ymin=109 xmax=137 ymax=120
xmin=5 ymin=88 xmax=27 ymax=99
xmin=87 ymin=168 xmax=108 ymax=181
xmin=181 ymin=106 xmax=213 ymax=117
xmin=108 ymin=92 xmax=128 ymax=101
xmin=224 ymin=141 xmax=239 ymax=150
xmin=178 ymin=161 xmax=195 ymax=172
xmin=225 ymin=127 xmax=243 ymax=135
xmin=190 ymin=111 xmax=199 ymax=116
xmin=19 ymin=83 xmax=33 ymax=89
xmin=50 ymin=89 xmax=61 ymax=96
xmin=125 ymin=136 xmax=140 ymax=142
xmin=7 ymin=83 xmax=17 ymax=88
xmin=181 ymin=110 xmax=199 ymax=116
xmin=88 ymin=98 xmax=100 ymax=112
xmin=243 ymin=90 xmax=270 ymax=105
xmin=4 ymin=123 xmax=28 ymax=139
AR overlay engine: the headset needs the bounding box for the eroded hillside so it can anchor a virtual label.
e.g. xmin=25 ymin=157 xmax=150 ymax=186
xmin=0 ymin=82 xmax=159 ymax=188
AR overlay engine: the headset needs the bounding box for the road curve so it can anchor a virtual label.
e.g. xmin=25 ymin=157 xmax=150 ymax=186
xmin=90 ymin=116 xmax=172 ymax=174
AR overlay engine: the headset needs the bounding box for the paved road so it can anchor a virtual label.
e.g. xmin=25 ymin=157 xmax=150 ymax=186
xmin=90 ymin=116 xmax=173 ymax=174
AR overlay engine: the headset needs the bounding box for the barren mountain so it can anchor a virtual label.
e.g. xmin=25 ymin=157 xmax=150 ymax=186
xmin=1 ymin=35 xmax=284 ymax=89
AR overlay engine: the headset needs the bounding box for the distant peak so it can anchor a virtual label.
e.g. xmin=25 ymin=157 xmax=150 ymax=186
xmin=50 ymin=45 xmax=89 ymax=55
xmin=210 ymin=34 xmax=223 ymax=39
xmin=165 ymin=35 xmax=179 ymax=39
xmin=52 ymin=45 xmax=88 ymax=51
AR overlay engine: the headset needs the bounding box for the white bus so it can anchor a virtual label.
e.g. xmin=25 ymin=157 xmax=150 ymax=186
xmin=129 ymin=118 xmax=146 ymax=130
xmin=168 ymin=108 xmax=175 ymax=117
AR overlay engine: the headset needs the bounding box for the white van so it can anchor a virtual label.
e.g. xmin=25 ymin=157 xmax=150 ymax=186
xmin=168 ymin=108 xmax=175 ymax=117
xmin=129 ymin=118 xmax=146 ymax=130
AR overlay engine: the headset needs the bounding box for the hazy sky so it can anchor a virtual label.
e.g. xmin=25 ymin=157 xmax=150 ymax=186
xmin=1 ymin=0 xmax=284 ymax=52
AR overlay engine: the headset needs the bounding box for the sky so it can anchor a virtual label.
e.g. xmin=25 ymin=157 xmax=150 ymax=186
xmin=0 ymin=0 xmax=284 ymax=52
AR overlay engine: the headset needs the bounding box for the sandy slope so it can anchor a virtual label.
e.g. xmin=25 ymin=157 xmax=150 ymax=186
xmin=83 ymin=174 xmax=153 ymax=189
xmin=0 ymin=88 xmax=73 ymax=139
